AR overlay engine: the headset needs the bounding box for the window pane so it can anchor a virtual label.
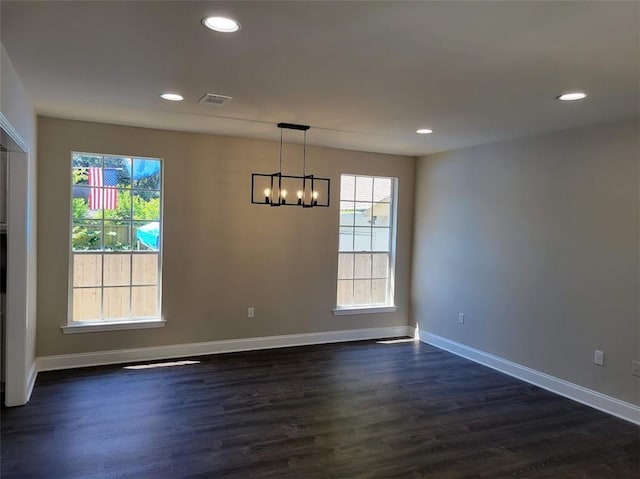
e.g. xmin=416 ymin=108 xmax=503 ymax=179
xmin=354 ymin=254 xmax=372 ymax=279
xmin=104 ymin=220 xmax=131 ymax=251
xmin=132 ymin=254 xmax=158 ymax=285
xmin=340 ymin=175 xmax=355 ymax=201
xmin=133 ymin=221 xmax=161 ymax=251
xmin=132 ymin=286 xmax=158 ymax=317
xmin=368 ymin=203 xmax=390 ymax=226
xmin=104 ymin=156 xmax=131 ymax=188
xmin=83 ymin=187 xmax=118 ymax=213
xmin=339 ymin=227 xmax=354 ymax=252
xmin=71 ymin=188 xmax=91 ymax=221
xmin=339 ymin=201 xmax=355 ymax=227
xmin=337 ymin=280 xmax=354 ymax=306
xmin=354 ymin=208 xmax=372 ymax=227
xmin=373 ymin=177 xmax=392 ymax=203
xmin=72 ymin=154 xmax=101 ymax=185
xmin=355 ymin=176 xmax=373 ymax=202
xmin=131 ymin=159 xmax=161 ymax=190
xmin=72 ymin=222 xmax=102 ymax=251
xmin=103 ymin=287 xmax=130 ymax=319
xmin=73 ymin=288 xmax=101 ymax=321
xmin=353 ymin=280 xmax=372 ymax=305
xmin=353 ymin=227 xmax=372 ymax=251
xmin=371 ymin=279 xmax=388 ymax=304
xmin=372 ymin=254 xmax=389 ymax=279
xmin=132 ymin=190 xmax=160 ymax=220
xmin=372 ymin=227 xmax=390 ymax=251
xmin=103 ymin=254 xmax=131 ymax=286
xmin=337 ymin=253 xmax=354 ymax=280
xmin=100 ymin=189 xmax=131 ymax=220
xmin=73 ymin=254 xmax=102 ymax=287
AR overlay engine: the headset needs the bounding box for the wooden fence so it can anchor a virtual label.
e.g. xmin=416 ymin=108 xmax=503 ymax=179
xmin=72 ymin=253 xmax=159 ymax=321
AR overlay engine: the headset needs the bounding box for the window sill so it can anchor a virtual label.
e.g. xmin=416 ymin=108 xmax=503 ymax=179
xmin=61 ymin=319 xmax=166 ymax=334
xmin=332 ymin=306 xmax=397 ymax=316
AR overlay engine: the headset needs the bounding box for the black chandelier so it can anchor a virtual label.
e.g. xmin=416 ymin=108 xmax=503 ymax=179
xmin=251 ymin=123 xmax=330 ymax=208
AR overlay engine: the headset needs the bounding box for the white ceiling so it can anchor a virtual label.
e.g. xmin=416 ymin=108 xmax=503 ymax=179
xmin=1 ymin=1 xmax=638 ymax=156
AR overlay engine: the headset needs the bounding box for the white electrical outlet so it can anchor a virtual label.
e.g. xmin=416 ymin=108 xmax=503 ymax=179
xmin=632 ymin=360 xmax=640 ymax=377
xmin=458 ymin=313 xmax=464 ymax=324
xmin=247 ymin=307 xmax=255 ymax=318
xmin=594 ymin=350 xmax=604 ymax=366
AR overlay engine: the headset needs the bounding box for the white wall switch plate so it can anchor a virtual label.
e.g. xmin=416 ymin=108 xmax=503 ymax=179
xmin=594 ymin=350 xmax=604 ymax=366
xmin=632 ymin=360 xmax=640 ymax=377
xmin=458 ymin=313 xmax=464 ymax=324
xmin=247 ymin=307 xmax=255 ymax=318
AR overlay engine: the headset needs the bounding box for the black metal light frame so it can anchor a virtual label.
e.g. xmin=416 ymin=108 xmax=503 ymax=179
xmin=251 ymin=123 xmax=330 ymax=208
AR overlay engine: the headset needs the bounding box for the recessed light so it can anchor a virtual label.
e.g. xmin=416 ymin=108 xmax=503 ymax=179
xmin=557 ymin=92 xmax=587 ymax=101
xmin=416 ymin=128 xmax=434 ymax=135
xmin=160 ymin=93 xmax=184 ymax=102
xmin=202 ymin=16 xmax=240 ymax=33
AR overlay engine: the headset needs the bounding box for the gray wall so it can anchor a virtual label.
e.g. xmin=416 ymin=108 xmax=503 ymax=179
xmin=412 ymin=117 xmax=639 ymax=405
xmin=37 ymin=117 xmax=414 ymax=357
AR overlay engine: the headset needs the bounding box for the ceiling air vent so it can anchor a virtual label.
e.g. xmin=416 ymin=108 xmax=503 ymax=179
xmin=198 ymin=93 xmax=232 ymax=106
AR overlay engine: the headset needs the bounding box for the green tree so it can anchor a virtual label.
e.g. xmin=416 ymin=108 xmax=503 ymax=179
xmin=103 ymin=191 xmax=160 ymax=221
xmin=72 ymin=197 xmax=89 ymax=219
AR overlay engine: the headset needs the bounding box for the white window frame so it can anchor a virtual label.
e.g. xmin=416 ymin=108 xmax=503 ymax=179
xmin=63 ymin=151 xmax=165 ymax=333
xmin=333 ymin=174 xmax=398 ymax=315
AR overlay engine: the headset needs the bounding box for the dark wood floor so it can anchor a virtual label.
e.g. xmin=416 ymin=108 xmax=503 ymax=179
xmin=2 ymin=339 xmax=638 ymax=478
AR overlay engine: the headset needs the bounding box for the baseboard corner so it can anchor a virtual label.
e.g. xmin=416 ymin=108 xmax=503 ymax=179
xmin=420 ymin=330 xmax=640 ymax=426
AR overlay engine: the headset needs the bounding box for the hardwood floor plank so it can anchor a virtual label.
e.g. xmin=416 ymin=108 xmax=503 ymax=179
xmin=2 ymin=340 xmax=638 ymax=478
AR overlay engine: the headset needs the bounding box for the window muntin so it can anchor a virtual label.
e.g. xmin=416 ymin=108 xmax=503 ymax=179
xmin=70 ymin=152 xmax=162 ymax=323
xmin=337 ymin=175 xmax=396 ymax=308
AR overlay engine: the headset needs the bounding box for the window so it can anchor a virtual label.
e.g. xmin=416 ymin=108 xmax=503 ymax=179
xmin=336 ymin=174 xmax=397 ymax=310
xmin=70 ymin=152 xmax=162 ymax=325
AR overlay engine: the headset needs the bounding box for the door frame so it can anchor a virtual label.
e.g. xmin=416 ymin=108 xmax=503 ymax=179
xmin=0 ymin=112 xmax=36 ymax=406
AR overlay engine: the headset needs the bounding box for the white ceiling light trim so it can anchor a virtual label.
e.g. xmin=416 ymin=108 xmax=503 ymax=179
xmin=202 ymin=16 xmax=241 ymax=33
xmin=416 ymin=128 xmax=434 ymax=134
xmin=160 ymin=92 xmax=184 ymax=101
xmin=557 ymin=92 xmax=587 ymax=101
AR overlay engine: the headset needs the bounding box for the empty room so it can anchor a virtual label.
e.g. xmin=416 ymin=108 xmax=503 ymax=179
xmin=1 ymin=1 xmax=638 ymax=477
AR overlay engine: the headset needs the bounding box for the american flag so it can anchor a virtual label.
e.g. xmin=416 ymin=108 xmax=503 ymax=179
xmin=88 ymin=167 xmax=118 ymax=210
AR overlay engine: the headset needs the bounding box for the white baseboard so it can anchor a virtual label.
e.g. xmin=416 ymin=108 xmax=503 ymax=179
xmin=37 ymin=326 xmax=412 ymax=372
xmin=421 ymin=331 xmax=640 ymax=426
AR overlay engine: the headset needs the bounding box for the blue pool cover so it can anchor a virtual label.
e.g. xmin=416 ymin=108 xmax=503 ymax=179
xmin=136 ymin=222 xmax=160 ymax=249
xmin=125 ymin=159 xmax=161 ymax=180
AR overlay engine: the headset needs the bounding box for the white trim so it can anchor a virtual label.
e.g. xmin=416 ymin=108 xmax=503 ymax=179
xmin=0 ymin=112 xmax=29 ymax=152
xmin=333 ymin=306 xmax=397 ymax=316
xmin=26 ymin=362 xmax=37 ymax=400
xmin=37 ymin=326 xmax=412 ymax=371
xmin=61 ymin=318 xmax=166 ymax=334
xmin=421 ymin=331 xmax=640 ymax=426
xmin=4 ymin=147 xmax=31 ymax=407
xmin=68 ymin=152 xmax=164 ymax=325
